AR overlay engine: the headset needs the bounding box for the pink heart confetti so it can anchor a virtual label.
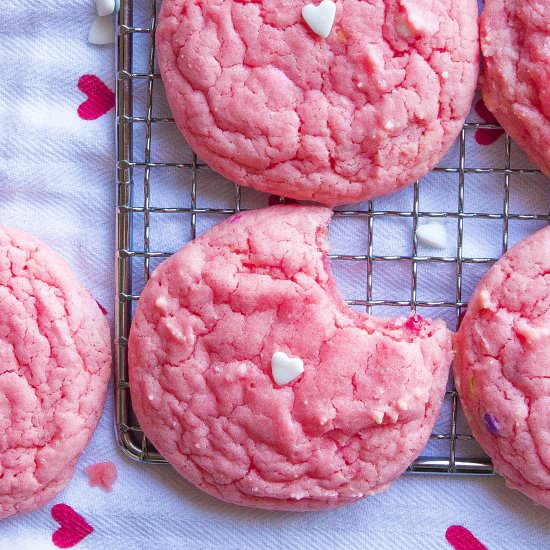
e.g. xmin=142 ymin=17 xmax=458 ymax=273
xmin=77 ymin=75 xmax=115 ymax=121
xmin=446 ymin=525 xmax=488 ymax=550
xmin=51 ymin=504 xmax=94 ymax=549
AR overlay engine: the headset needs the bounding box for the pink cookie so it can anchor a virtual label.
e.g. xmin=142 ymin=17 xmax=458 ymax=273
xmin=129 ymin=205 xmax=452 ymax=510
xmin=156 ymin=0 xmax=479 ymax=206
xmin=481 ymin=0 xmax=550 ymax=176
xmin=454 ymin=226 xmax=550 ymax=508
xmin=0 ymin=228 xmax=111 ymax=519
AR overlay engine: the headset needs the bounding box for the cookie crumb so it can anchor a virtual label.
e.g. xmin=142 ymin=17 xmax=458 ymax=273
xmin=85 ymin=462 xmax=118 ymax=493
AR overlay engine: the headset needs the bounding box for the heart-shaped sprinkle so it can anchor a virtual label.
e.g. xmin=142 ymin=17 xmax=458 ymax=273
xmin=51 ymin=504 xmax=94 ymax=549
xmin=96 ymin=0 xmax=119 ymax=17
xmin=417 ymin=222 xmax=448 ymax=249
xmin=272 ymin=352 xmax=304 ymax=386
xmin=77 ymin=75 xmax=115 ymax=121
xmin=302 ymin=0 xmax=337 ymax=39
xmin=88 ymin=15 xmax=115 ymax=45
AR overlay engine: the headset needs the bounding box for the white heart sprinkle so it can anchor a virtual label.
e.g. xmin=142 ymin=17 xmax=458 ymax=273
xmin=96 ymin=0 xmax=118 ymax=17
xmin=271 ymin=352 xmax=304 ymax=386
xmin=88 ymin=15 xmax=115 ymax=45
xmin=417 ymin=222 xmax=448 ymax=249
xmin=302 ymin=0 xmax=337 ymax=39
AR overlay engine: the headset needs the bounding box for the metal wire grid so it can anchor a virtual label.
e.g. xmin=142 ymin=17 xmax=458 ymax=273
xmin=115 ymin=0 xmax=549 ymax=474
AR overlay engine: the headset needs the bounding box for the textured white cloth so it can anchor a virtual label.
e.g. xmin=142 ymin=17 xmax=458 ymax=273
xmin=0 ymin=1 xmax=549 ymax=549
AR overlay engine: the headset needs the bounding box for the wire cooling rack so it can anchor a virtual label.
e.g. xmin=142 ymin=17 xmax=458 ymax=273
xmin=115 ymin=0 xmax=550 ymax=474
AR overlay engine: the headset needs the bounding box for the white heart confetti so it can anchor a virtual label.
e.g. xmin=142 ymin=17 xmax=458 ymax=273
xmin=271 ymin=352 xmax=304 ymax=386
xmin=88 ymin=15 xmax=115 ymax=45
xmin=96 ymin=0 xmax=117 ymax=17
xmin=302 ymin=0 xmax=337 ymax=39
xmin=417 ymin=222 xmax=448 ymax=249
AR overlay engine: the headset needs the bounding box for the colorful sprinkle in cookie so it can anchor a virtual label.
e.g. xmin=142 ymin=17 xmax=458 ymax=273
xmin=156 ymin=0 xmax=479 ymax=205
xmin=480 ymin=0 xmax=550 ymax=176
xmin=129 ymin=205 xmax=453 ymax=510
xmin=454 ymin=226 xmax=550 ymax=508
xmin=0 ymin=227 xmax=111 ymax=519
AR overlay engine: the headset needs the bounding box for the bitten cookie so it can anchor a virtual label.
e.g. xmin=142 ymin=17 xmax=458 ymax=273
xmin=157 ymin=0 xmax=479 ymax=205
xmin=129 ymin=205 xmax=452 ymax=510
xmin=481 ymin=0 xmax=550 ymax=176
xmin=454 ymin=226 xmax=550 ymax=508
xmin=0 ymin=228 xmax=111 ymax=519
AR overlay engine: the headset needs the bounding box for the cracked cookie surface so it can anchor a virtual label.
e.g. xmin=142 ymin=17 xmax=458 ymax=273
xmin=129 ymin=205 xmax=452 ymax=510
xmin=0 ymin=227 xmax=111 ymax=519
xmin=481 ymin=0 xmax=550 ymax=177
xmin=454 ymin=226 xmax=550 ymax=508
xmin=156 ymin=0 xmax=479 ymax=205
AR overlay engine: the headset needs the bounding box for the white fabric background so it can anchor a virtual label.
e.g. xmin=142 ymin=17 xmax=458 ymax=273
xmin=0 ymin=1 xmax=549 ymax=548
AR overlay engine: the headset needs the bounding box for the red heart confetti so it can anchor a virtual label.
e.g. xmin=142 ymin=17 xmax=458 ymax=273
xmin=51 ymin=504 xmax=94 ymax=549
xmin=446 ymin=525 xmax=488 ymax=550
xmin=77 ymin=75 xmax=115 ymax=121
xmin=474 ymin=99 xmax=504 ymax=146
